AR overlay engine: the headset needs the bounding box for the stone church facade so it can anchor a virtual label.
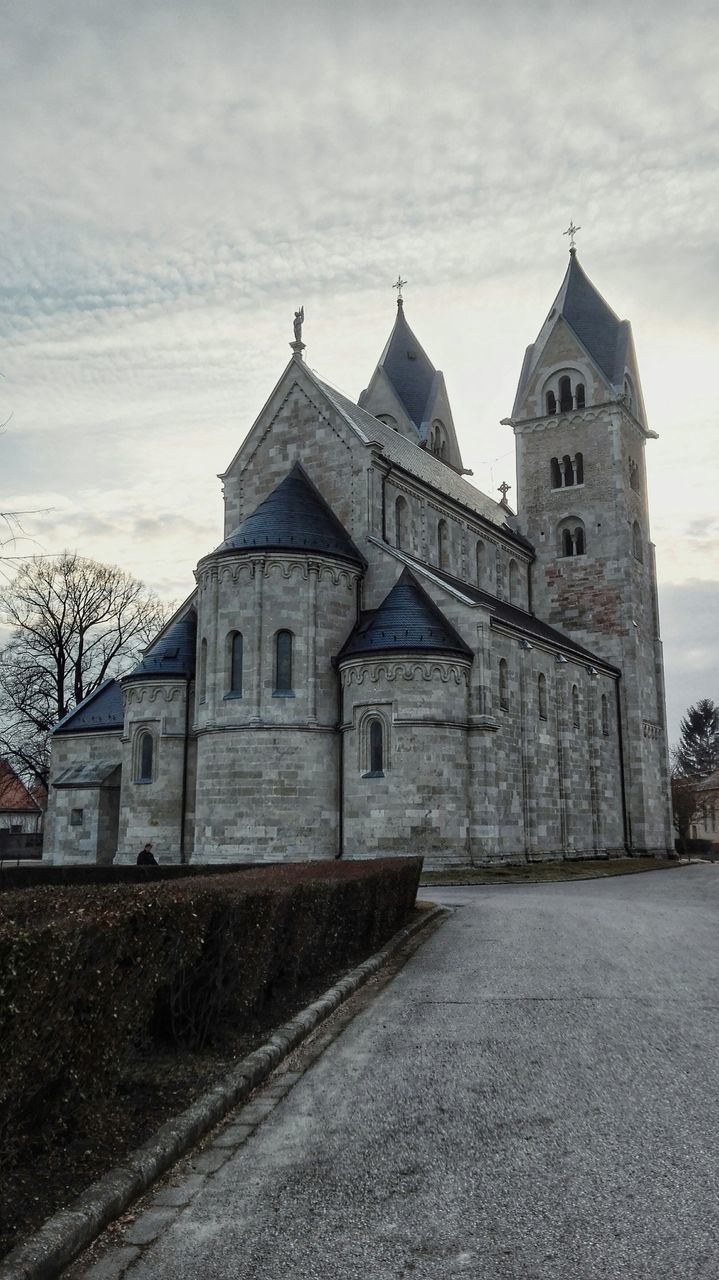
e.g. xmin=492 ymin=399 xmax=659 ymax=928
xmin=45 ymin=251 xmax=674 ymax=866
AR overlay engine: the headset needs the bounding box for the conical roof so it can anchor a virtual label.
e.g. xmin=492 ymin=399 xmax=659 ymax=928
xmin=53 ymin=679 xmax=125 ymax=735
xmin=555 ymin=251 xmax=627 ymax=384
xmin=124 ymin=610 xmax=197 ymax=681
xmin=377 ymin=300 xmax=436 ymax=429
xmin=338 ymin=568 xmax=472 ymax=660
xmin=212 ymin=463 xmax=364 ymax=565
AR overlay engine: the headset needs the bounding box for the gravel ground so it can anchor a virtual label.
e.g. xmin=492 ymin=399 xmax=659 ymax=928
xmin=78 ymin=865 xmax=719 ymax=1280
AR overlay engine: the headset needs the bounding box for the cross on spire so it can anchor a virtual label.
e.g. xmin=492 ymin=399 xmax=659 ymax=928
xmin=498 ymin=480 xmax=512 ymax=504
xmin=563 ymin=220 xmax=581 ymax=253
xmin=393 ymin=274 xmax=407 ymax=305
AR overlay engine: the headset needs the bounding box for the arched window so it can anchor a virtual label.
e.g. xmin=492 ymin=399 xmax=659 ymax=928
xmin=576 ymin=383 xmax=586 ymax=409
xmin=559 ymin=376 xmax=573 ymax=413
xmin=632 ymin=521 xmax=643 ymax=562
xmin=562 ymin=528 xmax=573 ymax=557
xmin=563 ymin=454 xmax=574 ymax=486
xmin=624 ymin=377 xmax=634 ymax=411
xmin=394 ymin=496 xmax=408 ymax=550
xmin=430 ymin=421 xmax=445 ymax=458
xmin=499 ymin=658 xmax=509 ymax=711
xmin=538 ymin=673 xmax=548 ymax=720
xmin=550 ymin=457 xmax=562 ymax=488
xmin=369 ymin=719 xmax=384 ymax=775
xmin=274 ymin=630 xmax=293 ymax=693
xmin=508 ymin=559 xmax=520 ymax=605
xmin=629 ymin=457 xmax=640 ymax=492
xmin=575 ymin=452 xmax=584 ymax=485
xmin=437 ymin=519 xmax=448 ymax=570
xmin=546 ymin=390 xmax=557 ymax=415
xmin=559 ymin=518 xmax=586 ymax=558
xmin=574 ymin=525 xmax=585 ymax=556
xmin=199 ymin=638 xmax=208 ymax=703
xmin=227 ymin=631 xmax=243 ymax=696
xmin=601 ymin=693 xmax=609 ymax=736
xmin=572 ymin=684 xmax=580 ymax=728
xmin=137 ymin=731 xmax=154 ymax=783
xmin=377 ymin=414 xmax=398 ymax=429
xmin=476 ymin=540 xmax=485 ymax=585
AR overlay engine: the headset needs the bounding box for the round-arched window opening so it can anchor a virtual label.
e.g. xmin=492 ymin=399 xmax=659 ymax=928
xmin=274 ymin=630 xmax=293 ymax=694
xmin=137 ymin=732 xmax=154 ymax=783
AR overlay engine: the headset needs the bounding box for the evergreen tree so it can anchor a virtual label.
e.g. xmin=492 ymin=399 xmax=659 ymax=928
xmin=675 ymin=699 xmax=719 ymax=779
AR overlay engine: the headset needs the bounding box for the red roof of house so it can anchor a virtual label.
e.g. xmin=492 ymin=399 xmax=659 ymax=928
xmin=0 ymin=759 xmax=43 ymax=814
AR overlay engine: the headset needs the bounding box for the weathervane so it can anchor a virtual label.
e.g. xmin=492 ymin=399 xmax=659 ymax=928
xmin=498 ymin=480 xmax=512 ymax=504
xmin=393 ymin=274 xmax=407 ymax=305
xmin=290 ymin=305 xmax=305 ymax=359
xmin=563 ymin=220 xmax=581 ymax=252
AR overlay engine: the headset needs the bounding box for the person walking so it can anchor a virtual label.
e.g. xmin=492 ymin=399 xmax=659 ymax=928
xmin=136 ymin=842 xmax=158 ymax=866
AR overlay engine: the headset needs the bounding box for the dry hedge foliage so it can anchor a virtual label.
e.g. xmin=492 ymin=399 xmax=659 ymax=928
xmin=0 ymin=858 xmax=421 ymax=1152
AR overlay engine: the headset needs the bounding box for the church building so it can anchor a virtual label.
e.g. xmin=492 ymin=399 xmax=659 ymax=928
xmin=45 ymin=248 xmax=674 ymax=866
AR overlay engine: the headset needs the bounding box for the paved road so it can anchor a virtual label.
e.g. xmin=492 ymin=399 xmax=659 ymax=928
xmin=87 ymin=866 xmax=719 ymax=1279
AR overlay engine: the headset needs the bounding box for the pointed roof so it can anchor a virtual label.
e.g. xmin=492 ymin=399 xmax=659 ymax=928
xmin=125 ymin=609 xmax=197 ymax=681
xmin=375 ymin=299 xmax=437 ymax=430
xmin=513 ymin=251 xmax=631 ymax=414
xmin=338 ymin=568 xmax=472 ymax=661
xmin=53 ymin=679 xmax=125 ymax=736
xmin=211 ymin=462 xmax=364 ymax=565
xmin=0 ymin=759 xmax=43 ymax=813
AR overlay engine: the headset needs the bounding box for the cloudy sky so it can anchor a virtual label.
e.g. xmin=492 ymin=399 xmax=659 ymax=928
xmin=1 ymin=0 xmax=717 ymax=743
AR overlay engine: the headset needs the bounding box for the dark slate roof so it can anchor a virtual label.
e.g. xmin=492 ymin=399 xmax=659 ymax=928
xmin=315 ymin=376 xmax=519 ymax=536
xmin=211 ymin=463 xmax=364 ymax=565
xmin=53 ymin=761 xmax=121 ymax=788
xmin=376 ymin=300 xmax=436 ymax=429
xmin=53 ymin=679 xmax=124 ymax=736
xmin=125 ymin=609 xmax=197 ymax=681
xmin=338 ymin=569 xmax=473 ymax=661
xmin=422 ymin=562 xmax=618 ymax=669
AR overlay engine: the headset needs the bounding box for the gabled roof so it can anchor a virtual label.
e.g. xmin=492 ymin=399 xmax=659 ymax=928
xmin=315 ymin=374 xmax=519 ymax=536
xmin=53 ymin=679 xmax=125 ymax=736
xmin=513 ymin=251 xmax=631 ymax=415
xmin=375 ymin=300 xmax=437 ymax=430
xmin=211 ymin=462 xmax=365 ymax=566
xmin=125 ymin=609 xmax=197 ymax=681
xmin=696 ymin=768 xmax=719 ymax=793
xmin=0 ymin=759 xmax=43 ymax=813
xmin=338 ymin=568 xmax=473 ymax=661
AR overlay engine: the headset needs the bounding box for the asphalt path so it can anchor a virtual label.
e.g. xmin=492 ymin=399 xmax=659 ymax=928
xmin=107 ymin=866 xmax=719 ymax=1279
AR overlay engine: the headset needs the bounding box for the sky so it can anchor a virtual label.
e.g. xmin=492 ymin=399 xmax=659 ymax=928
xmin=1 ymin=0 xmax=717 ymax=746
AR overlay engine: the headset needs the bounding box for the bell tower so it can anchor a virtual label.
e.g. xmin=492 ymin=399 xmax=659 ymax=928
xmin=505 ymin=246 xmax=672 ymax=854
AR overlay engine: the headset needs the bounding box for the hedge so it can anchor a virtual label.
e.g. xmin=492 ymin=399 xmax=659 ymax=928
xmin=0 ymin=857 xmax=421 ymax=1152
xmin=0 ymin=862 xmax=257 ymax=893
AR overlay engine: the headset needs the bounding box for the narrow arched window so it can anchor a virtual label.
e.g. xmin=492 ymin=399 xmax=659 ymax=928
xmin=572 ymin=684 xmax=580 ymax=728
xmin=476 ymin=540 xmax=485 ymax=586
xmin=601 ymin=693 xmax=609 ymax=736
xmin=574 ymin=526 xmax=585 ymax=556
xmin=508 ymin=559 xmax=520 ymax=605
xmin=199 ymin=637 xmax=208 ymax=703
xmin=394 ymin=495 xmax=408 ymax=549
xmin=575 ymin=451 xmax=584 ymax=484
xmin=499 ymin=658 xmax=509 ymax=711
xmin=562 ymin=528 xmax=573 ymax=557
xmin=369 ymin=719 xmax=384 ymax=775
xmin=563 ymin=454 xmax=574 ymax=486
xmin=632 ymin=521 xmax=643 ymax=562
xmin=437 ymin=520 xmax=448 ymax=569
xmin=559 ymin=376 xmax=573 ymax=412
xmin=551 ymin=457 xmax=562 ymax=488
xmin=275 ymin=630 xmax=293 ymax=693
xmin=546 ymin=390 xmax=557 ymax=415
xmin=538 ymin=673 xmax=548 ymax=720
xmin=228 ymin=631 xmax=243 ymax=695
xmin=624 ymin=377 xmax=634 ymax=411
xmin=576 ymin=384 xmax=585 ymax=409
xmin=137 ymin=732 xmax=154 ymax=783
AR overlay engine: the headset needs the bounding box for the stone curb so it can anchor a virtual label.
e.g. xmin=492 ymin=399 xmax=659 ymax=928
xmin=0 ymin=904 xmax=446 ymax=1280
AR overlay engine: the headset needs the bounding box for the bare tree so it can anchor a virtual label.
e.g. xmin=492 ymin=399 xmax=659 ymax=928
xmin=0 ymin=554 xmax=173 ymax=787
xmin=670 ymin=769 xmax=697 ymax=856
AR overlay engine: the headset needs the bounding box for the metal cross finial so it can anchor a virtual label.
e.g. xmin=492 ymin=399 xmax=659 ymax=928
xmin=498 ymin=480 xmax=511 ymax=503
xmin=393 ymin=274 xmax=407 ymax=301
xmin=563 ymin=220 xmax=581 ymax=251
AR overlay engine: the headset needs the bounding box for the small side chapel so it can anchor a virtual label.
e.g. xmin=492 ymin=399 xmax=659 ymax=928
xmin=46 ymin=249 xmax=674 ymax=866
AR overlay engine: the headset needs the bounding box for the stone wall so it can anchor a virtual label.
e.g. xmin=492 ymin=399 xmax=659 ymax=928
xmin=116 ymin=678 xmax=192 ymax=862
xmin=45 ymin=732 xmax=122 ymax=864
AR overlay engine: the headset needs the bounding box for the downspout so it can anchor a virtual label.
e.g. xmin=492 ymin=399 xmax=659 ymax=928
xmin=336 ymin=715 xmax=344 ymax=859
xmin=614 ymin=677 xmax=630 ymax=853
xmin=179 ymin=676 xmax=191 ymax=864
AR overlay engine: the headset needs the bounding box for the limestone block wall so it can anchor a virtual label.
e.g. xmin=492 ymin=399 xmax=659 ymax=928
xmin=340 ymin=655 xmax=472 ymax=867
xmin=116 ymin=678 xmax=192 ymax=862
xmin=45 ymin=731 xmax=122 ymax=864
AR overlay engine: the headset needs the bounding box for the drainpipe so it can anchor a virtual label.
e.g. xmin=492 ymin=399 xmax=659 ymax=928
xmin=336 ymin=713 xmax=344 ymax=859
xmin=179 ymin=676 xmax=191 ymax=864
xmin=614 ymin=677 xmax=630 ymax=853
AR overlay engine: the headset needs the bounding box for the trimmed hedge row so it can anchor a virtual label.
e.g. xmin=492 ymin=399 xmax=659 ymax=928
xmin=0 ymin=862 xmax=256 ymax=892
xmin=0 ymin=858 xmax=421 ymax=1149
